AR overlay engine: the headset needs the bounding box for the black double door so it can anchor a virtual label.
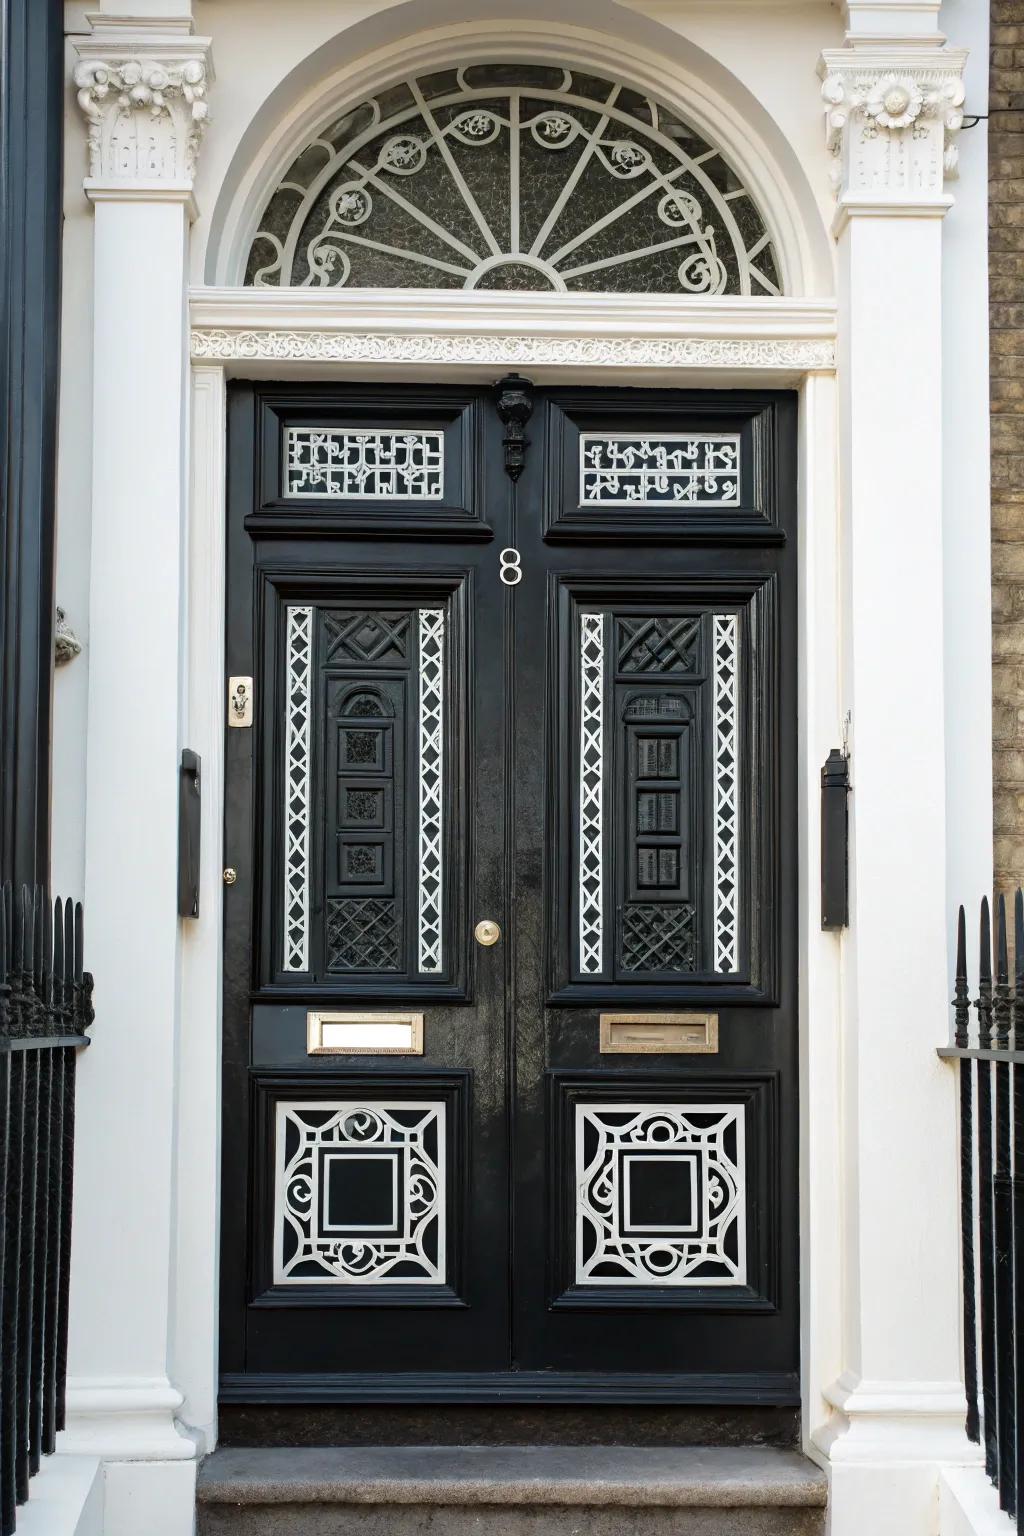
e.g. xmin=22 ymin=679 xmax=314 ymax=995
xmin=220 ymin=380 xmax=798 ymax=1402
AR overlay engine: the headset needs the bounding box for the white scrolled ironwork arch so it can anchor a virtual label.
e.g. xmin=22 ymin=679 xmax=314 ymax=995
xmin=242 ymin=59 xmax=785 ymax=298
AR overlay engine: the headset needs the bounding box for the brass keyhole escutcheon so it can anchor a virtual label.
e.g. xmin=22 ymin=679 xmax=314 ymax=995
xmin=474 ymin=919 xmax=501 ymax=947
xmin=223 ymin=867 xmax=238 ymax=886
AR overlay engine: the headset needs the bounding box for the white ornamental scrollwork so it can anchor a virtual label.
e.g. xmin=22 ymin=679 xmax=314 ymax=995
xmin=246 ymin=64 xmax=780 ymax=296
xmin=819 ymin=50 xmax=967 ymax=199
xmin=275 ymin=1100 xmax=446 ymax=1285
xmin=190 ymin=329 xmax=837 ymax=374
xmin=575 ymin=1102 xmax=746 ymax=1286
xmin=73 ymin=53 xmax=211 ymax=184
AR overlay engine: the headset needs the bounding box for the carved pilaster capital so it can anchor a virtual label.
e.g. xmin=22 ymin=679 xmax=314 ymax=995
xmin=818 ymin=47 xmax=968 ymax=209
xmin=72 ymin=36 xmax=213 ymax=195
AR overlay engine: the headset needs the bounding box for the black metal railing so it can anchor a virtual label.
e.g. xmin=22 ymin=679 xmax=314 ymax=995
xmin=0 ymin=884 xmax=93 ymax=1536
xmin=942 ymin=893 xmax=1024 ymax=1529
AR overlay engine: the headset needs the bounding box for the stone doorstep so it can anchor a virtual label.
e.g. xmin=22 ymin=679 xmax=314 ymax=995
xmin=196 ymin=1445 xmax=828 ymax=1509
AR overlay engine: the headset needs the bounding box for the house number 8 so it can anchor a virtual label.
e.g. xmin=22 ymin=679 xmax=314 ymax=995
xmin=499 ymin=548 xmax=522 ymax=586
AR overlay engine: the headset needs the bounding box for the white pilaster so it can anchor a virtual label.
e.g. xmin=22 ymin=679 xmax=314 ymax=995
xmin=65 ymin=17 xmax=211 ymax=1534
xmin=813 ymin=39 xmax=982 ymax=1533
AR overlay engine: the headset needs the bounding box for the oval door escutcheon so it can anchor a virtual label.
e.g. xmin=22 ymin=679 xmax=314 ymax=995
xmin=223 ymin=867 xmax=238 ymax=886
xmin=474 ymin=919 xmax=501 ymax=946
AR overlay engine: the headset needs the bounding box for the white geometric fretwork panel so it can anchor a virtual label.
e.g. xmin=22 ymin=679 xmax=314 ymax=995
xmin=575 ymin=1102 xmax=746 ymax=1286
xmin=417 ymin=608 xmax=446 ymax=974
xmin=283 ymin=605 xmax=313 ymax=972
xmin=578 ymin=612 xmax=605 ymax=975
xmin=285 ymin=427 xmax=445 ymax=500
xmin=580 ymin=434 xmax=740 ymax=508
xmin=712 ymin=613 xmax=739 ymax=973
xmin=274 ymin=1101 xmax=446 ymax=1285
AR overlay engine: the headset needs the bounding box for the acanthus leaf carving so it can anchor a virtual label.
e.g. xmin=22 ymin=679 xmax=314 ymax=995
xmin=73 ymin=52 xmax=211 ymax=186
xmin=819 ymin=49 xmax=967 ymax=203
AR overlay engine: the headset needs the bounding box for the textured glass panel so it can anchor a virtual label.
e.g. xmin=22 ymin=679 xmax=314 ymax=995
xmin=246 ymin=63 xmax=781 ymax=295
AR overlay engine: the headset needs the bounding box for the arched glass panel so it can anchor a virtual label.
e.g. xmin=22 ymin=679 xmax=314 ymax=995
xmin=245 ymin=63 xmax=782 ymax=296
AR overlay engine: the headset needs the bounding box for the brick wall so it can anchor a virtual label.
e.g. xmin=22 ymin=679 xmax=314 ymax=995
xmin=992 ymin=0 xmax=1024 ymax=892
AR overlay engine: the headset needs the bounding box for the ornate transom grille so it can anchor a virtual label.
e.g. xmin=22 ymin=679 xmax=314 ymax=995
xmin=246 ymin=64 xmax=781 ymax=296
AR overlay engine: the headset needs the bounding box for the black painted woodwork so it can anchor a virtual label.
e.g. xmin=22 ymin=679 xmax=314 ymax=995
xmin=820 ymin=749 xmax=849 ymax=931
xmin=221 ymin=382 xmax=798 ymax=1404
xmin=0 ymin=0 xmax=63 ymax=892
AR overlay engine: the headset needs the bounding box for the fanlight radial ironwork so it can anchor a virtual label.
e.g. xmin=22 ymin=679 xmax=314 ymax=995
xmin=245 ymin=63 xmax=782 ymax=296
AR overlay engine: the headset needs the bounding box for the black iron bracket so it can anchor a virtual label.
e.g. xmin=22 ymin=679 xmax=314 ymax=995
xmin=178 ymin=748 xmax=202 ymax=919
xmin=820 ymin=747 xmax=850 ymax=930
xmin=495 ymin=373 xmax=534 ymax=481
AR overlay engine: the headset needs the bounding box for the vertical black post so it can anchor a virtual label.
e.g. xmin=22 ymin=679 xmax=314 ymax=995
xmin=994 ymin=896 xmax=1015 ymax=1512
xmin=0 ymin=887 xmax=11 ymax=1536
xmin=955 ymin=905 xmax=980 ymax=1443
xmin=0 ymin=0 xmax=64 ymax=894
xmin=978 ymin=897 xmax=998 ymax=1479
xmin=1014 ymin=891 xmax=1024 ymax=1534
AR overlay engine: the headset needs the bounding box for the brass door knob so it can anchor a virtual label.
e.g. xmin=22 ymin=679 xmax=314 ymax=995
xmin=474 ymin=919 xmax=501 ymax=947
xmin=223 ymin=867 xmax=238 ymax=886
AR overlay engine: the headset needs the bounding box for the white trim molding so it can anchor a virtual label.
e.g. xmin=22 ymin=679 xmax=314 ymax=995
xmin=189 ymin=290 xmax=836 ymax=380
xmin=814 ymin=1373 xmax=983 ymax=1463
xmin=819 ymin=47 xmax=968 ymax=209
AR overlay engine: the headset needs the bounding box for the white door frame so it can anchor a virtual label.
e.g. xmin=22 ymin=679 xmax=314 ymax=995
xmin=179 ymin=284 xmax=843 ymax=1455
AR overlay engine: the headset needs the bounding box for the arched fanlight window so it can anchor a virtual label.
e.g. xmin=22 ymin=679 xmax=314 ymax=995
xmin=246 ymin=63 xmax=782 ymax=296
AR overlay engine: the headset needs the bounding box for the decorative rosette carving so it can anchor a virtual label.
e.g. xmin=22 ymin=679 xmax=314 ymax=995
xmin=819 ymin=49 xmax=967 ymax=201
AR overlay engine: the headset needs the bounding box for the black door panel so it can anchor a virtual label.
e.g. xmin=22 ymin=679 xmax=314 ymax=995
xmin=220 ymin=382 xmax=797 ymax=1402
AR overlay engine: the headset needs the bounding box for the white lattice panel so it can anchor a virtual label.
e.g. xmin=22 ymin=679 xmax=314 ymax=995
xmin=285 ymin=428 xmax=444 ymax=500
xmin=283 ymin=606 xmax=313 ymax=971
xmin=712 ymin=613 xmax=739 ymax=973
xmin=580 ymin=434 xmax=740 ymax=508
xmin=578 ymin=612 xmax=605 ymax=975
xmin=575 ymin=1102 xmax=746 ymax=1286
xmin=275 ymin=1101 xmax=446 ymax=1284
xmin=417 ymin=608 xmax=445 ymax=973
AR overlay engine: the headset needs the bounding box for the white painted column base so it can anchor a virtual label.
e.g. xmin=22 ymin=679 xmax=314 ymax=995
xmin=58 ymin=1379 xmax=196 ymax=1461
xmin=816 ymin=1375 xmax=984 ymax=1535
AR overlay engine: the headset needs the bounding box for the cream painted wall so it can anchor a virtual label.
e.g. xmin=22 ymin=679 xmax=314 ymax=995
xmin=190 ymin=0 xmax=840 ymax=288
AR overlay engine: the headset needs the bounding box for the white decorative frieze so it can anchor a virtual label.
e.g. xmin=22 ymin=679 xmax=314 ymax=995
xmin=73 ymin=46 xmax=211 ymax=186
xmin=190 ymin=329 xmax=837 ymax=374
xmin=819 ymin=48 xmax=968 ymax=202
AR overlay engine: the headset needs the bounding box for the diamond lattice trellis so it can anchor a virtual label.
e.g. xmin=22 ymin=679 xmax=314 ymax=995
xmin=283 ymin=606 xmax=313 ymax=972
xmin=712 ymin=613 xmax=739 ymax=973
xmin=578 ymin=612 xmax=606 ymax=975
xmin=417 ymin=608 xmax=445 ymax=974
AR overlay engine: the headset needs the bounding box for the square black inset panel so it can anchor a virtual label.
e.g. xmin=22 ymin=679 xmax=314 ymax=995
xmin=341 ymin=726 xmax=387 ymax=773
xmin=620 ymin=1150 xmax=700 ymax=1237
xmin=340 ymin=785 xmax=386 ymax=829
xmin=319 ymin=1147 xmax=404 ymax=1236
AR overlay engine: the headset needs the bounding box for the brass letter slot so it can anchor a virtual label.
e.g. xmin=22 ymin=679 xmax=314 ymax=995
xmin=599 ymin=1012 xmax=718 ymax=1055
xmin=307 ymin=1011 xmax=424 ymax=1056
